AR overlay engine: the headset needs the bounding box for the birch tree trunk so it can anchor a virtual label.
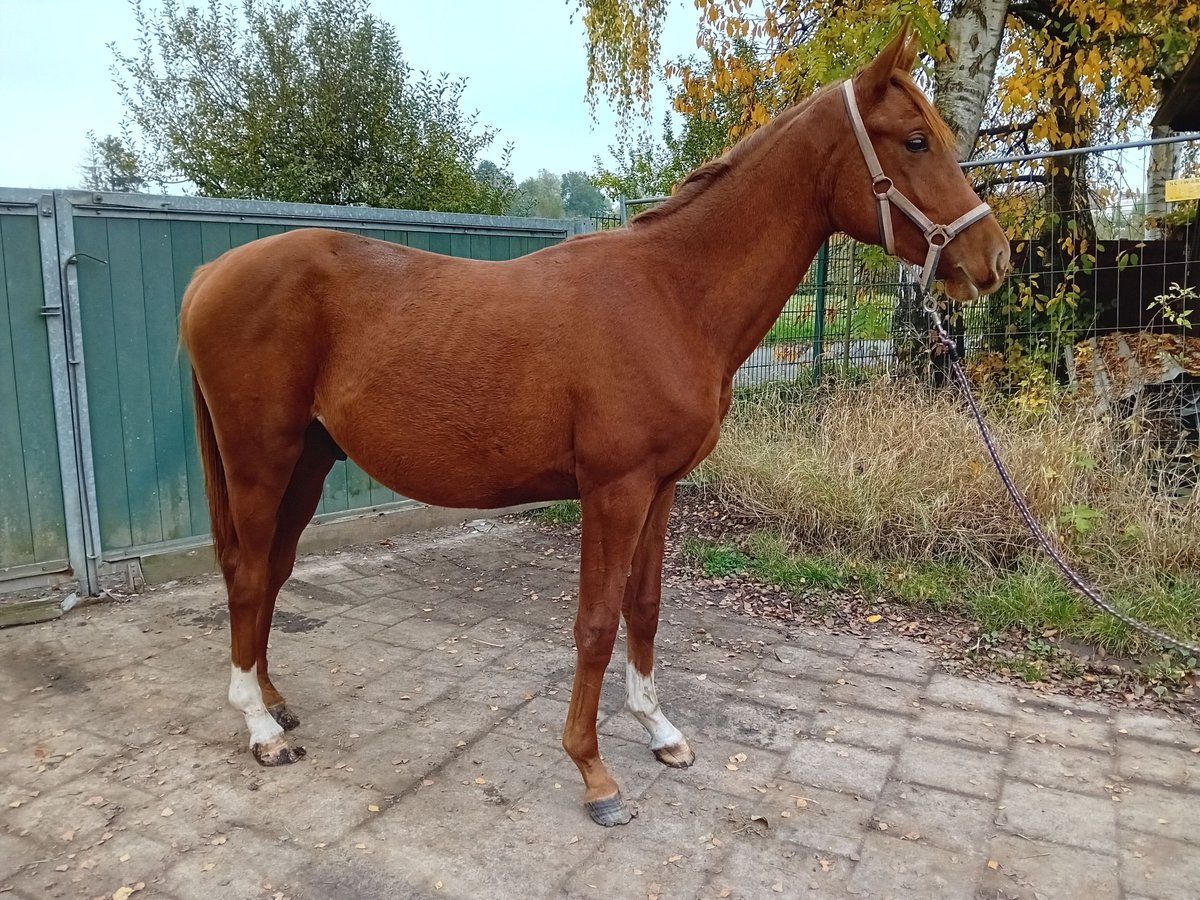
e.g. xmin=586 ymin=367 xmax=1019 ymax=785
xmin=895 ymin=0 xmax=1009 ymax=378
xmin=1145 ymin=123 xmax=1178 ymax=239
xmin=934 ymin=0 xmax=1010 ymax=161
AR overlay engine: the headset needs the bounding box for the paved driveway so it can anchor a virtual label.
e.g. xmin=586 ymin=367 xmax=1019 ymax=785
xmin=2 ymin=520 xmax=1196 ymax=899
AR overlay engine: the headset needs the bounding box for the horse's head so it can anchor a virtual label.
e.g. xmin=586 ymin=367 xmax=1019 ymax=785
xmin=826 ymin=22 xmax=1009 ymax=300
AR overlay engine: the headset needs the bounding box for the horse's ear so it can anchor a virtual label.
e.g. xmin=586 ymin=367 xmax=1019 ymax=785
xmin=854 ymin=19 xmax=918 ymax=104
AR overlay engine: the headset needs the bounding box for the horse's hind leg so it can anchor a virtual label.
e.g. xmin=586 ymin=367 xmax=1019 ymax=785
xmin=256 ymin=424 xmax=338 ymax=731
xmin=621 ymin=483 xmax=694 ymax=768
xmin=223 ymin=432 xmax=310 ymax=767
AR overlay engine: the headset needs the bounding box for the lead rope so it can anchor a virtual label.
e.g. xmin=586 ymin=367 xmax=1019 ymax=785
xmin=919 ymin=290 xmax=1200 ymax=659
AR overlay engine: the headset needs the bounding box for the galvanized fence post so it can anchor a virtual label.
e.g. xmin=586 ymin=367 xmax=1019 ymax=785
xmin=52 ymin=191 xmax=103 ymax=595
xmin=811 ymin=241 xmax=828 ymax=384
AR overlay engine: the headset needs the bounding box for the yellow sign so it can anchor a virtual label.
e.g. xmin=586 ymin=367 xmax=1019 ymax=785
xmin=1165 ymin=176 xmax=1200 ymax=201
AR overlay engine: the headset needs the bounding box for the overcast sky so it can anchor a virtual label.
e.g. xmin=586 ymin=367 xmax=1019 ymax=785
xmin=0 ymin=0 xmax=699 ymax=191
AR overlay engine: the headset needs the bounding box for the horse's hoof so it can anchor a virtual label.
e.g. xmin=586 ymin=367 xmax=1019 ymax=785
xmin=252 ymin=737 xmax=307 ymax=767
xmin=268 ymin=703 xmax=301 ymax=731
xmin=654 ymin=740 xmax=695 ymax=769
xmin=585 ymin=793 xmax=636 ymax=827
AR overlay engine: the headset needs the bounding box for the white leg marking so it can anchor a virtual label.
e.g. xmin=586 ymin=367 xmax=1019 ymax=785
xmin=625 ymin=660 xmax=684 ymax=750
xmin=229 ymin=663 xmax=284 ymax=749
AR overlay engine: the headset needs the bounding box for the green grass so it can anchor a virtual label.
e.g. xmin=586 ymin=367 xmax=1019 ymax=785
xmin=764 ymin=291 xmax=893 ymax=344
xmin=526 ymin=501 xmax=581 ymax=526
xmin=680 ymin=527 xmax=1199 ymax=666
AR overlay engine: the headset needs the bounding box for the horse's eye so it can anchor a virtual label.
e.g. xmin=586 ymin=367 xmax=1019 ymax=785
xmin=905 ymin=136 xmax=929 ymax=153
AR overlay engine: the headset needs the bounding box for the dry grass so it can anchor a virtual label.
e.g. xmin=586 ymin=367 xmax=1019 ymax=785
xmin=697 ymin=379 xmax=1200 ymax=652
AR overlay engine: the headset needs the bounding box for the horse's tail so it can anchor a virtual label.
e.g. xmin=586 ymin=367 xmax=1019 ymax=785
xmin=192 ymin=376 xmax=236 ymax=571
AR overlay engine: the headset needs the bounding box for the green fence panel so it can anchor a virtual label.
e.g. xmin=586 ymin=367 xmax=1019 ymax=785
xmin=71 ymin=201 xmax=577 ymax=556
xmin=0 ymin=209 xmax=69 ymax=573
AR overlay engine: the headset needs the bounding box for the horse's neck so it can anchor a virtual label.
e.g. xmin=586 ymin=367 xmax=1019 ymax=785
xmin=639 ymin=100 xmax=837 ymax=374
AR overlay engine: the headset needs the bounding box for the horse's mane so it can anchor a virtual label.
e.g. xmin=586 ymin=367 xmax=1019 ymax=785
xmin=631 ymin=70 xmax=952 ymax=228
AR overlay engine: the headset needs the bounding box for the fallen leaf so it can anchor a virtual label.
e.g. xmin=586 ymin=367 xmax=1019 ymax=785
xmin=355 ymin=843 xmax=367 ymax=850
xmin=729 ymin=752 xmax=747 ymax=764
xmin=819 ymin=858 xmax=831 ymax=872
xmin=751 ymin=815 xmax=769 ymax=828
xmin=866 ymin=614 xmax=882 ymax=624
xmin=434 ymin=881 xmax=443 ymax=890
xmin=160 ymin=807 xmax=174 ymax=817
xmin=474 ymin=778 xmax=486 ymax=785
xmin=987 ymin=859 xmax=1000 ymax=870
xmin=119 ymin=854 xmax=130 ymax=862
xmin=210 ymin=835 xmax=227 ymax=845
xmin=368 ymin=804 xmax=380 ymax=812
xmin=772 ymin=883 xmax=783 ymax=893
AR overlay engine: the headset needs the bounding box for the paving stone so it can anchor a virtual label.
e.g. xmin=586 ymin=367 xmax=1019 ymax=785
xmin=698 ymin=694 xmax=808 ymax=754
xmin=809 ymin=707 xmax=912 ymax=752
xmin=1116 ymin=737 xmax=1200 ymax=788
xmin=752 ymin=779 xmax=873 ymax=858
xmin=846 ymin=832 xmax=983 ymax=899
xmin=740 ymin=667 xmax=832 ymax=711
xmin=0 ymin=831 xmax=40 ymax=881
xmin=562 ymin=779 xmax=736 ymax=899
xmin=921 ymin=672 xmax=1015 ymax=715
xmin=910 ymin=703 xmax=1010 ymax=752
xmin=1004 ymin=739 xmax=1118 ymax=795
xmin=1113 ymin=710 xmax=1200 ymax=746
xmin=996 ymin=780 xmax=1117 ymax=851
xmin=846 ymin=644 xmax=933 ymax=684
xmin=376 ymin=616 xmax=474 ymax=651
xmin=158 ymin=826 xmax=313 ymax=899
xmin=497 ymin=695 xmax=571 ymax=747
xmin=670 ymin=733 xmax=785 ymax=800
xmin=355 ymin=671 xmax=455 ymax=711
xmin=819 ymin=671 xmax=925 ymax=716
xmin=871 ymin=781 xmax=996 ymax=855
xmin=776 ymin=628 xmax=863 ymax=658
xmin=1117 ymin=780 xmax=1200 ymax=843
xmin=1010 ymin=704 xmax=1114 ymax=750
xmin=782 ymin=737 xmax=893 ymax=800
xmin=1119 ymin=830 xmax=1198 ymax=900
xmin=894 ymin=739 xmax=1004 ymax=799
xmin=711 ymin=836 xmax=855 ymax=899
xmin=982 ymin=833 xmax=1119 ymax=900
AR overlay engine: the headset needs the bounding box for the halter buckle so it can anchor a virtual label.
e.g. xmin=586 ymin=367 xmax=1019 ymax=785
xmin=872 ymin=175 xmax=893 ymax=198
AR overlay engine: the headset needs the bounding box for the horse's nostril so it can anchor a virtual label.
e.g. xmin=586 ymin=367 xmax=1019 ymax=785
xmin=995 ymin=247 xmax=1011 ymax=278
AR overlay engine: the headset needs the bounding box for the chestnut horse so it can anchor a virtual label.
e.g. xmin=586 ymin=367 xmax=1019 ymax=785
xmin=180 ymin=24 xmax=1008 ymax=826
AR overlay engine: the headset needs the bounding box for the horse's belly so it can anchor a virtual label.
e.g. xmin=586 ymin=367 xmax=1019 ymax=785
xmin=324 ymin=418 xmax=578 ymax=510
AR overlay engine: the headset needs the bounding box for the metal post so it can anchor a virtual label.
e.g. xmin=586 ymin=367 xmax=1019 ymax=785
xmin=52 ymin=191 xmax=103 ymax=595
xmin=811 ymin=242 xmax=828 ymax=384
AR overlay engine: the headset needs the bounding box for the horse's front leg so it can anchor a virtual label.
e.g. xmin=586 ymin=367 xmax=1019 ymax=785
xmin=563 ymin=476 xmax=658 ymax=826
xmin=622 ymin=482 xmax=694 ymax=768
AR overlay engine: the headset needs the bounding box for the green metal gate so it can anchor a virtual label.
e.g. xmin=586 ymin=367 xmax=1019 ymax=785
xmin=0 ymin=195 xmax=73 ymax=589
xmin=0 ymin=189 xmax=585 ymax=595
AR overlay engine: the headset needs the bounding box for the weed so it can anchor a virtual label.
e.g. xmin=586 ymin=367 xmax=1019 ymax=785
xmin=527 ymin=501 xmax=581 ymax=526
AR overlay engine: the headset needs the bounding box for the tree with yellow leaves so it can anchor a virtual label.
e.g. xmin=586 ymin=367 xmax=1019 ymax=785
xmin=580 ymin=0 xmax=1199 ymax=380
